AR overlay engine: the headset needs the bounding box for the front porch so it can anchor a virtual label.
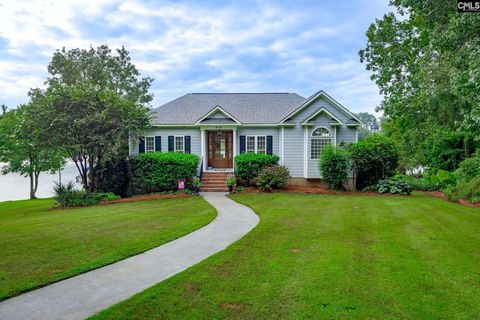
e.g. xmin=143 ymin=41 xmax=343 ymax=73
xmin=200 ymin=128 xmax=237 ymax=171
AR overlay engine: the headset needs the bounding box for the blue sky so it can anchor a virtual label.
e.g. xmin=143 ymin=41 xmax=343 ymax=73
xmin=0 ymin=0 xmax=391 ymax=114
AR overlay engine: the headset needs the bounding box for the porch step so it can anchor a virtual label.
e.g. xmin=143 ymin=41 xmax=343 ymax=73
xmin=200 ymin=172 xmax=229 ymax=192
xmin=200 ymin=187 xmax=229 ymax=192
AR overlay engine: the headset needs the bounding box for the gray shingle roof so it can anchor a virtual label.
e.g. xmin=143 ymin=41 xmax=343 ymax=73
xmin=151 ymin=93 xmax=306 ymax=124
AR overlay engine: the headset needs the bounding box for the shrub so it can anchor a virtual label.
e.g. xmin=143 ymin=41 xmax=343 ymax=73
xmin=457 ymin=151 xmax=480 ymax=179
xmin=95 ymin=157 xmax=131 ymax=197
xmin=255 ymin=165 xmax=290 ymax=191
xmin=135 ymin=152 xmax=199 ymax=191
xmin=424 ymin=169 xmax=457 ymax=190
xmin=234 ymin=153 xmax=279 ymax=186
xmin=319 ymin=145 xmax=350 ymax=190
xmin=444 ymin=177 xmax=480 ymax=203
xmin=348 ymin=133 xmax=399 ymax=190
xmin=394 ymin=174 xmax=437 ymax=191
xmin=375 ymin=179 xmax=411 ymax=195
xmin=54 ymin=182 xmax=120 ymax=207
xmin=422 ymin=130 xmax=467 ymax=171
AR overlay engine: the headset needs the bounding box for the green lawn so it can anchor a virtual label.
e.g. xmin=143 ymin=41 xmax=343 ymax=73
xmin=91 ymin=193 xmax=480 ymax=320
xmin=0 ymin=197 xmax=216 ymax=301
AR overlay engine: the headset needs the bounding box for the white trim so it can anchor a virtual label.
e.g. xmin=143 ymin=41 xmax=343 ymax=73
xmin=280 ymin=90 xmax=363 ymax=124
xmin=310 ymin=126 xmax=332 ymax=137
xmin=280 ymin=126 xmax=285 ymax=165
xmin=145 ymin=136 xmax=155 ymax=153
xmin=173 ymin=135 xmax=185 ymax=153
xmin=334 ymin=126 xmax=337 ymax=146
xmin=355 ymin=128 xmax=359 ymax=142
xmin=303 ymin=127 xmax=308 ymax=178
xmin=195 ymin=105 xmax=242 ymax=124
xmin=200 ymin=129 xmax=206 ymax=170
xmin=347 ymin=123 xmax=362 ymax=127
xmin=195 ymin=124 xmax=240 ymax=127
xmin=232 ymin=128 xmax=237 ymax=169
xmin=310 ymin=127 xmax=333 ymax=160
xmin=245 ymin=135 xmax=267 ymax=154
xmin=301 ymin=107 xmax=343 ymax=124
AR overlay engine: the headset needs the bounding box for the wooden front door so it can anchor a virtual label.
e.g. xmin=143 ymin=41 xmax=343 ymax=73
xmin=207 ymin=131 xmax=233 ymax=168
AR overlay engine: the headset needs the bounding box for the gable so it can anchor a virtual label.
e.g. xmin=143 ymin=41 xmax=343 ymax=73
xmin=301 ymin=107 xmax=342 ymax=124
xmin=284 ymin=97 xmax=350 ymax=124
xmin=281 ymin=91 xmax=361 ymax=125
xmin=196 ymin=105 xmax=241 ymax=125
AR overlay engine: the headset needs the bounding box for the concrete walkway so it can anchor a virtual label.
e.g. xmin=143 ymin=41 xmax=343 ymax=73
xmin=0 ymin=193 xmax=259 ymax=320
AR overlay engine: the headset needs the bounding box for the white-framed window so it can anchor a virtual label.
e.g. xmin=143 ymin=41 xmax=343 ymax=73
xmin=246 ymin=135 xmax=267 ymax=154
xmin=310 ymin=127 xmax=332 ymax=159
xmin=246 ymin=136 xmax=256 ymax=153
xmin=257 ymin=136 xmax=266 ymax=154
xmin=145 ymin=136 xmax=155 ymax=153
xmin=174 ymin=136 xmax=185 ymax=153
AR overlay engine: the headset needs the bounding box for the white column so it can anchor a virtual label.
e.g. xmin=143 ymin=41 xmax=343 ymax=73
xmin=200 ymin=129 xmax=206 ymax=170
xmin=303 ymin=126 xmax=308 ymax=178
xmin=232 ymin=128 xmax=237 ymax=169
xmin=334 ymin=126 xmax=337 ymax=146
xmin=280 ymin=126 xmax=284 ymax=165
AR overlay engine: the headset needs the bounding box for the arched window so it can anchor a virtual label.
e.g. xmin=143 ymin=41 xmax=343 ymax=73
xmin=311 ymin=127 xmax=332 ymax=159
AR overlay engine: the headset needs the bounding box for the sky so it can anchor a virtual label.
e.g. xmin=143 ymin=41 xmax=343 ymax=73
xmin=0 ymin=0 xmax=392 ymax=114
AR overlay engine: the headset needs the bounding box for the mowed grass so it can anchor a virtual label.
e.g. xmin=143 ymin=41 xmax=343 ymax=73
xmin=0 ymin=197 xmax=216 ymax=301
xmin=91 ymin=193 xmax=480 ymax=320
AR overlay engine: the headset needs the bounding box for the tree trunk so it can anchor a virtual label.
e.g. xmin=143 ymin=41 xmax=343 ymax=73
xmin=29 ymin=173 xmax=37 ymax=199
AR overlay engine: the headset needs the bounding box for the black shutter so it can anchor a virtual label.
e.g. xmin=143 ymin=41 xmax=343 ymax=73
xmin=139 ymin=136 xmax=145 ymax=153
xmin=267 ymin=136 xmax=273 ymax=155
xmin=168 ymin=136 xmax=174 ymax=152
xmin=155 ymin=136 xmax=161 ymax=152
xmin=185 ymin=136 xmax=191 ymax=154
xmin=240 ymin=135 xmax=246 ymax=154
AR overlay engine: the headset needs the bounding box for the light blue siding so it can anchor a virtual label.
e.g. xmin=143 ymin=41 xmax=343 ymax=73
xmin=236 ymin=127 xmax=280 ymax=156
xmin=284 ymin=97 xmax=358 ymax=178
xmin=130 ymin=127 xmax=201 ymax=156
xmin=337 ymin=126 xmax=357 ymax=145
xmin=283 ymin=125 xmax=304 ymax=177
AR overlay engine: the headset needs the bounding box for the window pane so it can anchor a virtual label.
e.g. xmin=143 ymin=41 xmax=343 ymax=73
xmin=146 ymin=136 xmax=155 ymax=152
xmin=246 ymin=136 xmax=255 ymax=153
xmin=312 ymin=128 xmax=331 ymax=137
xmin=175 ymin=136 xmax=184 ymax=153
xmin=311 ymin=138 xmax=331 ymax=159
xmin=257 ymin=136 xmax=266 ymax=154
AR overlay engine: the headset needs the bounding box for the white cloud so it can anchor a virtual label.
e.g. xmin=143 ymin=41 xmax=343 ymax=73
xmin=0 ymin=0 xmax=387 ymax=114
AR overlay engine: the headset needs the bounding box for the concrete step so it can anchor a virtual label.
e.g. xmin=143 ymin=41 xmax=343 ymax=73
xmin=202 ymin=183 xmax=227 ymax=187
xmin=202 ymin=179 xmax=227 ymax=183
xmin=200 ymin=187 xmax=229 ymax=192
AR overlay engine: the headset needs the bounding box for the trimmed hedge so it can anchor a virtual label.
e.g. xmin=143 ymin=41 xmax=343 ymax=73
xmin=255 ymin=165 xmax=290 ymax=191
xmin=234 ymin=153 xmax=279 ymax=186
xmin=319 ymin=145 xmax=350 ymax=190
xmin=134 ymin=152 xmax=199 ymax=191
xmin=348 ymin=133 xmax=399 ymax=190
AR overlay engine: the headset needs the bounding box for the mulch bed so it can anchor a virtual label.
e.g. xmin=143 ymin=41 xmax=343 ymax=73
xmin=51 ymin=193 xmax=191 ymax=210
xmin=103 ymin=193 xmax=191 ymax=205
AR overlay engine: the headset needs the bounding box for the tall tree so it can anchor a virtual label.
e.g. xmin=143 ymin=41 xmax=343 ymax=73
xmin=355 ymin=112 xmax=379 ymax=130
xmin=0 ymin=104 xmax=7 ymax=116
xmin=35 ymin=45 xmax=153 ymax=191
xmin=0 ymin=103 xmax=65 ymax=199
xmin=359 ymin=0 xmax=479 ymax=166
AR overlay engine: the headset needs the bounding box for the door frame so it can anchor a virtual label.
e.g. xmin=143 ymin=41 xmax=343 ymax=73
xmin=207 ymin=130 xmax=234 ymax=169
